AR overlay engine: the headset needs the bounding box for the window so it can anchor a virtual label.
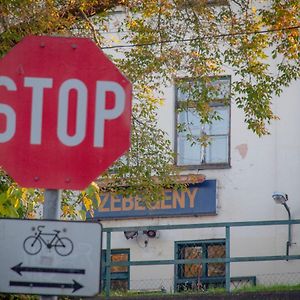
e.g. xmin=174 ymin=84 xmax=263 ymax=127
xmin=175 ymin=76 xmax=230 ymax=168
xmin=102 ymin=249 xmax=130 ymax=291
xmin=175 ymin=239 xmax=225 ymax=291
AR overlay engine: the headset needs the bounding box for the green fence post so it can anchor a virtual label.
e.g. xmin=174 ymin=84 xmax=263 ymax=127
xmin=226 ymin=225 xmax=231 ymax=293
xmin=105 ymin=231 xmax=111 ymax=299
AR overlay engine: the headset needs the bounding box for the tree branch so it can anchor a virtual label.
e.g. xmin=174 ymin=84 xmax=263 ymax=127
xmin=0 ymin=0 xmax=126 ymax=53
xmin=80 ymin=9 xmax=102 ymax=47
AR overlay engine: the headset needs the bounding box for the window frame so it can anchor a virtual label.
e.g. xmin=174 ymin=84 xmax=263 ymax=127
xmin=174 ymin=75 xmax=231 ymax=170
xmin=174 ymin=239 xmax=226 ymax=291
xmin=176 ymin=0 xmax=229 ymax=9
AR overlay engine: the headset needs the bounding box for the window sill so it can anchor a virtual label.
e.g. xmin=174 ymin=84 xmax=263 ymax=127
xmin=176 ymin=163 xmax=231 ymax=171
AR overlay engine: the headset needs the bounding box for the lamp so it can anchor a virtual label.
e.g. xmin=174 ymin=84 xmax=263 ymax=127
xmin=272 ymin=192 xmax=288 ymax=204
xmin=272 ymin=192 xmax=292 ymax=260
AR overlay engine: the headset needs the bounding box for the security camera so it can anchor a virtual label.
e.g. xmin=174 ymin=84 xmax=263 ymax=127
xmin=143 ymin=230 xmax=159 ymax=238
xmin=124 ymin=231 xmax=138 ymax=239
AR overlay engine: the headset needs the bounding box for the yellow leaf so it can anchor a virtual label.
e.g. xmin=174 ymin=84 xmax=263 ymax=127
xmin=111 ymin=36 xmax=120 ymax=44
xmin=37 ymin=196 xmax=44 ymax=203
xmin=158 ymin=98 xmax=165 ymax=106
xmin=27 ymin=212 xmax=36 ymax=219
xmin=7 ymin=186 xmax=13 ymax=196
xmin=83 ymin=196 xmax=92 ymax=211
xmin=78 ymin=210 xmax=87 ymax=221
xmin=21 ymin=190 xmax=27 ymax=201
xmin=62 ymin=205 xmax=69 ymax=215
xmin=14 ymin=199 xmax=19 ymax=208
xmin=90 ymin=181 xmax=99 ymax=192
xmin=129 ymin=19 xmax=137 ymax=28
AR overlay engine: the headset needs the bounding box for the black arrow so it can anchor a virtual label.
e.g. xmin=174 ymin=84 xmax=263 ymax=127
xmin=11 ymin=263 xmax=85 ymax=276
xmin=10 ymin=280 xmax=83 ymax=293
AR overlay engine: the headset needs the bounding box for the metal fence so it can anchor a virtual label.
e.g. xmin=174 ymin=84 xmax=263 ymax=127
xmin=102 ymin=219 xmax=300 ymax=298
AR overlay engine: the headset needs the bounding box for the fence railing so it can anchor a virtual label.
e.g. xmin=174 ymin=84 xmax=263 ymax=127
xmin=102 ymin=219 xmax=300 ymax=298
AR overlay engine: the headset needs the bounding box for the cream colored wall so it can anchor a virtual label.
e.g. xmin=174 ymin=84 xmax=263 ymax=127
xmin=99 ymin=1 xmax=300 ymax=288
xmin=100 ymin=75 xmax=300 ymax=289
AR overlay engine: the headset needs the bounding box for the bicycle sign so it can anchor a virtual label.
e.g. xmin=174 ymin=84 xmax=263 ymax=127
xmin=23 ymin=225 xmax=73 ymax=256
xmin=0 ymin=218 xmax=102 ymax=297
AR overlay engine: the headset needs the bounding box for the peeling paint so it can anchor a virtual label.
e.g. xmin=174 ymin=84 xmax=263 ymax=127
xmin=235 ymin=143 xmax=248 ymax=159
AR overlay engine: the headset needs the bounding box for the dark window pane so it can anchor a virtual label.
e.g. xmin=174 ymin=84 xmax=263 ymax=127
xmin=183 ymin=246 xmax=203 ymax=278
xmin=111 ymin=253 xmax=129 ymax=273
xmin=208 ymin=263 xmax=225 ymax=277
xmin=111 ymin=280 xmax=128 ymax=290
xmin=208 ymin=245 xmax=225 ymax=258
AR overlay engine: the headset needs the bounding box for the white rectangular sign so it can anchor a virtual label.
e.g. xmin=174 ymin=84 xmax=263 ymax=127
xmin=0 ymin=219 xmax=102 ymax=296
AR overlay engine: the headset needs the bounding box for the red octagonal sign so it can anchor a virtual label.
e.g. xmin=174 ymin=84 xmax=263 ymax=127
xmin=0 ymin=36 xmax=132 ymax=190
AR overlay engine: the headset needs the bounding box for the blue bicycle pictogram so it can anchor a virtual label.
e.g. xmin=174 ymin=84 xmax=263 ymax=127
xmin=23 ymin=225 xmax=73 ymax=256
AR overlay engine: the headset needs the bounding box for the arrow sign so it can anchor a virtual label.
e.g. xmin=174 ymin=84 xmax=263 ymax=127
xmin=11 ymin=263 xmax=85 ymax=276
xmin=9 ymin=280 xmax=83 ymax=293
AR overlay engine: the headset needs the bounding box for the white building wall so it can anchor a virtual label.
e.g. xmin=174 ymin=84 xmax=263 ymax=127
xmin=99 ymin=3 xmax=300 ymax=290
xmin=100 ymin=75 xmax=300 ymax=290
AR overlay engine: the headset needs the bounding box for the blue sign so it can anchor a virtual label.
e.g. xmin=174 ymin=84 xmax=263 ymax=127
xmin=90 ymin=180 xmax=216 ymax=219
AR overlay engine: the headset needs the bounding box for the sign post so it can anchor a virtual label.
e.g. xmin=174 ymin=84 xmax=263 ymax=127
xmin=41 ymin=190 xmax=62 ymax=300
xmin=0 ymin=35 xmax=132 ymax=298
xmin=43 ymin=190 xmax=61 ymax=220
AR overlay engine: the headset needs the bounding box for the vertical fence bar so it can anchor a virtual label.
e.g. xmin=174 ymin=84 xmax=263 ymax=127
xmin=105 ymin=231 xmax=112 ymax=299
xmin=225 ymin=225 xmax=231 ymax=293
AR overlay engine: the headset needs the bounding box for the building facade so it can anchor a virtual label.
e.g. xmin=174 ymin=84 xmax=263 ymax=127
xmin=91 ymin=72 xmax=300 ymax=292
xmin=91 ymin=2 xmax=300 ymax=293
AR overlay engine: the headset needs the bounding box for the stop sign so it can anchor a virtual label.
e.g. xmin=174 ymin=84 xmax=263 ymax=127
xmin=0 ymin=36 xmax=132 ymax=190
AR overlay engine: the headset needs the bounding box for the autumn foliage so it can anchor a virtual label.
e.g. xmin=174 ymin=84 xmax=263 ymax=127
xmin=0 ymin=0 xmax=300 ymax=218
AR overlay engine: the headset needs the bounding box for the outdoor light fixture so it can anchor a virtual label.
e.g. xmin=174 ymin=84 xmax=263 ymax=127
xmin=272 ymin=192 xmax=288 ymax=204
xmin=272 ymin=192 xmax=292 ymax=260
xmin=124 ymin=231 xmax=138 ymax=240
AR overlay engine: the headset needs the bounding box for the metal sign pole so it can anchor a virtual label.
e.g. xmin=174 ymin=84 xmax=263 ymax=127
xmin=40 ymin=189 xmax=61 ymax=300
xmin=43 ymin=189 xmax=61 ymax=220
